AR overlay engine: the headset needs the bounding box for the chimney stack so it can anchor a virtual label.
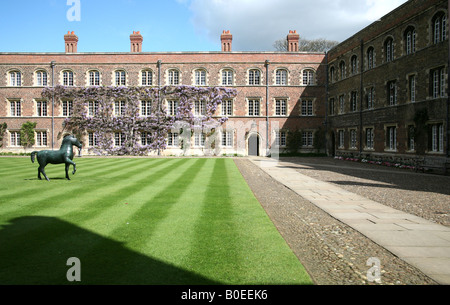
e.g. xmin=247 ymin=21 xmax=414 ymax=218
xmin=130 ymin=31 xmax=143 ymax=53
xmin=287 ymin=30 xmax=299 ymax=52
xmin=221 ymin=30 xmax=232 ymax=52
xmin=64 ymin=31 xmax=78 ymax=53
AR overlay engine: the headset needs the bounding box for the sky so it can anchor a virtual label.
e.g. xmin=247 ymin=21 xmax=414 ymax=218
xmin=0 ymin=0 xmax=408 ymax=53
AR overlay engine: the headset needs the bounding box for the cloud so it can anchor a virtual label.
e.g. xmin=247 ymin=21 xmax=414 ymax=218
xmin=181 ymin=0 xmax=408 ymax=51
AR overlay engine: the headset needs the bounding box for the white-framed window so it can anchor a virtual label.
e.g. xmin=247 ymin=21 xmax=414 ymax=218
xmin=388 ymin=80 xmax=397 ymax=105
xmin=276 ymin=69 xmax=287 ymax=85
xmin=115 ymin=70 xmax=126 ymax=86
xmin=115 ymin=101 xmax=126 ymax=116
xmin=194 ymin=132 xmax=206 ymax=147
xmin=167 ymin=100 xmax=178 ymax=116
xmin=141 ymin=132 xmax=152 ymax=146
xmin=88 ymin=101 xmax=99 ymax=117
xmin=339 ymin=95 xmax=345 ymax=114
xmin=168 ymin=69 xmax=180 ymax=85
xmin=275 ymin=131 xmax=287 ymax=147
xmin=350 ymin=91 xmax=358 ymax=112
xmin=222 ymin=130 xmax=233 ymax=147
xmin=222 ymin=100 xmax=233 ymax=116
xmin=167 ymin=132 xmax=179 ymax=147
xmin=339 ymin=61 xmax=346 ymax=80
xmin=408 ymin=125 xmax=415 ymax=151
xmin=329 ymin=66 xmax=335 ymax=83
xmin=88 ymin=70 xmax=100 ymax=86
xmin=10 ymin=131 xmax=21 ymax=147
xmin=62 ymin=100 xmax=73 ymax=117
xmin=386 ymin=126 xmax=397 ymax=151
xmin=431 ymin=67 xmax=446 ymax=98
xmin=248 ymin=99 xmax=260 ymax=116
xmin=351 ymin=56 xmax=358 ymax=75
xmin=301 ymin=100 xmax=313 ymax=116
xmin=275 ymin=99 xmax=287 ymax=116
xmin=249 ymin=69 xmax=261 ymax=85
xmin=338 ymin=130 xmax=345 ymax=149
xmin=431 ymin=123 xmax=444 ymax=152
xmin=115 ymin=132 xmax=125 ymax=147
xmin=302 ymin=131 xmax=314 ymax=147
xmin=62 ymin=70 xmax=74 ymax=86
xmin=433 ymin=12 xmax=447 ymax=44
xmin=409 ymin=75 xmax=416 ymax=102
xmin=367 ymin=47 xmax=374 ymax=70
xmin=36 ymin=131 xmax=48 ymax=147
xmin=194 ymin=69 xmax=207 ymax=86
xmin=141 ymin=70 xmax=153 ymax=86
xmin=366 ymin=87 xmax=374 ymax=110
xmin=405 ymin=27 xmax=416 ymax=55
xmin=36 ymin=101 xmax=48 ymax=117
xmin=366 ymin=128 xmax=374 ymax=149
xmin=302 ymin=69 xmax=315 ymax=85
xmin=10 ymin=100 xmax=21 ymax=117
xmin=222 ymin=69 xmax=233 ymax=86
xmin=9 ymin=71 xmax=22 ymax=86
xmin=385 ymin=38 xmax=394 ymax=62
xmin=141 ymin=100 xmax=152 ymax=117
xmin=88 ymin=132 xmax=99 ymax=147
xmin=350 ymin=129 xmax=357 ymax=149
xmin=36 ymin=70 xmax=48 ymax=86
xmin=194 ymin=100 xmax=206 ymax=116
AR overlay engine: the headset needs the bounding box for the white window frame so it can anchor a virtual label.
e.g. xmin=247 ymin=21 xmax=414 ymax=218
xmin=114 ymin=101 xmax=126 ymax=116
xmin=36 ymin=131 xmax=48 ymax=147
xmin=62 ymin=100 xmax=73 ymax=117
xmin=141 ymin=70 xmax=153 ymax=86
xmin=115 ymin=70 xmax=126 ymax=86
xmin=222 ymin=130 xmax=233 ymax=147
xmin=248 ymin=99 xmax=260 ymax=116
xmin=168 ymin=69 xmax=180 ymax=85
xmin=301 ymin=100 xmax=313 ymax=116
xmin=249 ymin=69 xmax=261 ymax=85
xmin=221 ymin=69 xmax=233 ymax=86
xmin=167 ymin=100 xmax=178 ymax=116
xmin=10 ymin=100 xmax=21 ymax=117
xmin=194 ymin=69 xmax=207 ymax=86
xmin=276 ymin=69 xmax=287 ymax=85
xmin=141 ymin=100 xmax=152 ymax=117
xmin=9 ymin=71 xmax=22 ymax=87
xmin=62 ymin=70 xmax=74 ymax=86
xmin=167 ymin=132 xmax=179 ymax=147
xmin=36 ymin=100 xmax=48 ymax=117
xmin=10 ymin=131 xmax=21 ymax=147
xmin=36 ymin=70 xmax=48 ymax=86
xmin=222 ymin=100 xmax=233 ymax=116
xmin=302 ymin=69 xmax=315 ymax=86
xmin=275 ymin=99 xmax=287 ymax=116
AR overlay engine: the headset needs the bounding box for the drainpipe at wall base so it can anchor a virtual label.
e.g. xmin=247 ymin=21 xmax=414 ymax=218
xmin=51 ymin=61 xmax=56 ymax=150
xmin=265 ymin=60 xmax=270 ymax=157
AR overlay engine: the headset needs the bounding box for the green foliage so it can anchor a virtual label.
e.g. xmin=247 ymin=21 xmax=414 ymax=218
xmin=0 ymin=122 xmax=7 ymax=148
xmin=20 ymin=121 xmax=37 ymax=150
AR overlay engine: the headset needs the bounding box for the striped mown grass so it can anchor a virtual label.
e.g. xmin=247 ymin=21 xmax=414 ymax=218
xmin=0 ymin=157 xmax=313 ymax=285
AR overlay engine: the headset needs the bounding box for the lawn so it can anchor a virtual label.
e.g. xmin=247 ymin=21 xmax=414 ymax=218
xmin=0 ymin=157 xmax=312 ymax=285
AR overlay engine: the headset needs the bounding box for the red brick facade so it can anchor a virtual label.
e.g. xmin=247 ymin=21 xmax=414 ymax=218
xmin=0 ymin=30 xmax=326 ymax=156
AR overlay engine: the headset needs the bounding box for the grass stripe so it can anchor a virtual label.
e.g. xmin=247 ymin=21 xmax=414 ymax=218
xmin=0 ymin=159 xmax=162 ymax=221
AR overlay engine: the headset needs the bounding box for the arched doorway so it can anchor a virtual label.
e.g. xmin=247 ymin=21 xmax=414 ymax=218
xmin=248 ymin=133 xmax=260 ymax=156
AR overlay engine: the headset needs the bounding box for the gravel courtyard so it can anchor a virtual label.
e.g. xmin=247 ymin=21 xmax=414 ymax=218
xmin=234 ymin=157 xmax=450 ymax=285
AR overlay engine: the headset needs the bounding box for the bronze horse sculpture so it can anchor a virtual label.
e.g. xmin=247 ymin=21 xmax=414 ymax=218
xmin=31 ymin=134 xmax=82 ymax=181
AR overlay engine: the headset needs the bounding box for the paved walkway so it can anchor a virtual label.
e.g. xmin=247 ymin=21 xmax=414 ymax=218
xmin=250 ymin=157 xmax=450 ymax=285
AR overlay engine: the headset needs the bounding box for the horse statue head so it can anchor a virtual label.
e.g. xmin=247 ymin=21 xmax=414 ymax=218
xmin=62 ymin=134 xmax=83 ymax=150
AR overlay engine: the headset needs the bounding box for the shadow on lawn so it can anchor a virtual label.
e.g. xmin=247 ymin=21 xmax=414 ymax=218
xmin=0 ymin=216 xmax=220 ymax=285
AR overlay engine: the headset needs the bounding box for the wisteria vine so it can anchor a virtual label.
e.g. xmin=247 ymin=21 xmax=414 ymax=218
xmin=42 ymin=85 xmax=237 ymax=155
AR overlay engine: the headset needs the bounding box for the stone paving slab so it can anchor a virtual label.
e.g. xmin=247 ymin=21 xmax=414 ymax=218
xmin=250 ymin=157 xmax=450 ymax=285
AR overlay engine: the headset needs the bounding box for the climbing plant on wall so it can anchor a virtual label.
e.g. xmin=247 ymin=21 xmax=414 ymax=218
xmin=42 ymin=85 xmax=237 ymax=155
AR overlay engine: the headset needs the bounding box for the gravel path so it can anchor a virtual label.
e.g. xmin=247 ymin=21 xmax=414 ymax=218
xmin=234 ymin=158 xmax=441 ymax=285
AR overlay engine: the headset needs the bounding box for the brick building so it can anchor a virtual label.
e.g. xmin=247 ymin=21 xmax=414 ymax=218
xmin=327 ymin=0 xmax=449 ymax=165
xmin=1 ymin=0 xmax=449 ymax=161
xmin=0 ymin=30 xmax=326 ymax=156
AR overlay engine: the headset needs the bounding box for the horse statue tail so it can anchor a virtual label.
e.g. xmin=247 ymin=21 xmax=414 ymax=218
xmin=31 ymin=151 xmax=38 ymax=163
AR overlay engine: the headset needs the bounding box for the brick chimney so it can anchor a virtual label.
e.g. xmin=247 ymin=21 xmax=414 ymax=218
xmin=64 ymin=31 xmax=78 ymax=53
xmin=221 ymin=30 xmax=232 ymax=52
xmin=130 ymin=31 xmax=143 ymax=53
xmin=287 ymin=30 xmax=299 ymax=52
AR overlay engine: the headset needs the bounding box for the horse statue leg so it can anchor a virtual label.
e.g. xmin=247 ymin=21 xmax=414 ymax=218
xmin=64 ymin=158 xmax=77 ymax=180
xmin=39 ymin=164 xmax=50 ymax=181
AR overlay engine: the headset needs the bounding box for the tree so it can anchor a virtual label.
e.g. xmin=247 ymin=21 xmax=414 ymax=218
xmin=273 ymin=37 xmax=339 ymax=52
xmin=0 ymin=122 xmax=7 ymax=148
xmin=20 ymin=121 xmax=37 ymax=151
xmin=42 ymin=85 xmax=237 ymax=156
